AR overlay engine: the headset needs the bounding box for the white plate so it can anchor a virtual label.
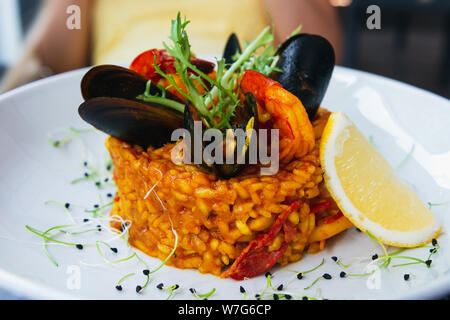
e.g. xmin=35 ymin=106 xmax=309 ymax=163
xmin=0 ymin=65 xmax=449 ymax=300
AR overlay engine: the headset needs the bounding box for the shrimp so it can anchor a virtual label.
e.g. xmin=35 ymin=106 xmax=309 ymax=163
xmin=240 ymin=70 xmax=315 ymax=162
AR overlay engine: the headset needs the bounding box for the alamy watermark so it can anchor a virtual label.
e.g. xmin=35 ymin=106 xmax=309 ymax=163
xmin=170 ymin=122 xmax=280 ymax=175
xmin=66 ymin=264 xmax=81 ymax=290
xmin=366 ymin=5 xmax=381 ymax=30
xmin=66 ymin=4 xmax=81 ymax=30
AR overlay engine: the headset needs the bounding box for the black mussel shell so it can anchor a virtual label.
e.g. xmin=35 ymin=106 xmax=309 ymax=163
xmin=272 ymin=34 xmax=335 ymax=120
xmin=223 ymin=33 xmax=242 ymax=65
xmin=79 ymin=97 xmax=183 ymax=149
xmin=81 ymin=65 xmax=176 ymax=103
xmin=183 ymin=92 xmax=258 ymax=178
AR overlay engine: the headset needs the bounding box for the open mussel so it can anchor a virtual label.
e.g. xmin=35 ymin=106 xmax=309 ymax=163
xmin=79 ymin=65 xmax=184 ymax=148
xmin=272 ymin=34 xmax=335 ymax=120
xmin=184 ymin=92 xmax=258 ymax=178
xmin=223 ymin=33 xmax=242 ymax=65
xmin=79 ymin=97 xmax=183 ymax=149
xmin=81 ymin=64 xmax=180 ymax=103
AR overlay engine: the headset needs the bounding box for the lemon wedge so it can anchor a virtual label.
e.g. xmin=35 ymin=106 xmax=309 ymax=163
xmin=320 ymin=112 xmax=441 ymax=247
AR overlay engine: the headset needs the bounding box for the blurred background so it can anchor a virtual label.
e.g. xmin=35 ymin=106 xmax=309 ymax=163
xmin=0 ymin=0 xmax=449 ymax=98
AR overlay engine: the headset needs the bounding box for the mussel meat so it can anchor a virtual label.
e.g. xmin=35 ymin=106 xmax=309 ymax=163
xmin=272 ymin=34 xmax=335 ymax=120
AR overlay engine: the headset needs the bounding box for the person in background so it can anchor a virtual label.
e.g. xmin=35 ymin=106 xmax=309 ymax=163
xmin=0 ymin=0 xmax=343 ymax=92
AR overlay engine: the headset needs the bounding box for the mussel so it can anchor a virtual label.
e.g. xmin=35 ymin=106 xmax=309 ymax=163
xmin=79 ymin=97 xmax=183 ymax=149
xmin=223 ymin=33 xmax=242 ymax=65
xmin=272 ymin=34 xmax=335 ymax=120
xmin=79 ymin=65 xmax=184 ymax=148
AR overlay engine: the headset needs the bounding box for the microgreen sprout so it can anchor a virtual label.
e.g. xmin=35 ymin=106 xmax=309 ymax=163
xmin=190 ymin=288 xmax=216 ymax=300
xmin=70 ymin=152 xmax=115 ymax=190
xmin=47 ymin=127 xmax=94 ymax=149
xmin=336 ymin=232 xmax=440 ymax=278
xmin=279 ymin=257 xmax=325 ymax=280
xmin=304 ymin=273 xmax=332 ymax=290
xmin=156 ymin=283 xmax=180 ymax=300
xmin=395 ymin=144 xmax=416 ymax=171
xmin=427 ymin=200 xmax=450 ymax=209
xmin=44 ymin=200 xmax=75 ymax=223
xmin=115 ymin=273 xmax=135 ymax=291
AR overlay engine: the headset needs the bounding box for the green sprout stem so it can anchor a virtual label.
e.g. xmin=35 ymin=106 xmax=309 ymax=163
xmin=191 ymin=288 xmax=216 ymax=300
xmin=204 ymin=26 xmax=272 ymax=107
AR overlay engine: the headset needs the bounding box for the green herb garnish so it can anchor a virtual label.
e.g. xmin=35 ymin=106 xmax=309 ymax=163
xmin=138 ymin=12 xmax=277 ymax=131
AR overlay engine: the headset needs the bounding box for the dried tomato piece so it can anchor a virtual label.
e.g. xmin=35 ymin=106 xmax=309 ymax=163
xmin=130 ymin=49 xmax=215 ymax=83
xmin=221 ymin=202 xmax=300 ymax=280
xmin=130 ymin=49 xmax=175 ymax=82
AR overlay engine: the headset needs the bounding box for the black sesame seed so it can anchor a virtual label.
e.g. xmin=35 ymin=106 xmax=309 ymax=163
xmin=84 ymin=172 xmax=89 ymax=177
xmin=83 ymin=161 xmax=88 ymax=167
xmin=426 ymin=259 xmax=432 ymax=267
xmin=302 ymin=296 xmax=308 ymax=300
xmin=189 ymin=288 xmax=196 ymax=294
xmin=297 ymin=272 xmax=303 ymax=280
xmin=104 ymin=178 xmax=109 ymax=182
xmin=404 ymin=274 xmax=410 ymax=281
xmin=64 ymin=203 xmax=70 ymax=209
xmin=173 ymin=284 xmax=179 ymax=290
xmin=340 ymin=271 xmax=347 ymax=278
xmin=156 ymin=283 xmax=164 ymax=290
xmin=107 ymin=193 xmax=113 ymax=198
xmin=76 ymin=244 xmax=83 ymax=250
xmin=331 ymin=256 xmax=338 ymax=262
xmin=143 ymin=269 xmax=150 ymax=276
xmin=136 ymin=285 xmax=142 ymax=293
xmin=97 ymin=225 xmax=102 ymax=231
xmin=115 ymin=285 xmax=122 ymax=291
xmin=95 ymin=182 xmax=101 ymax=187
xmin=372 ymin=254 xmax=379 ymax=260
xmin=110 ymin=247 xmax=118 ymax=253
xmin=107 ymin=165 xmax=112 ymax=171
xmin=285 ymin=294 xmax=292 ymax=300
xmin=432 ymin=238 xmax=438 ymax=246
xmin=255 ymin=294 xmax=260 ymax=300
xmin=94 ymin=204 xmax=99 ymax=208
xmin=323 ymin=273 xmax=332 ymax=280
xmin=355 ymin=227 xmax=362 ymax=232
xmin=265 ymin=272 xmax=271 ymax=278
xmin=430 ymin=248 xmax=437 ymax=253
xmin=83 ymin=218 xmax=89 ymax=223
xmin=277 ymin=284 xmax=284 ymax=291
xmin=273 ymin=294 xmax=279 ymax=300
xmin=239 ymin=286 xmax=245 ymax=293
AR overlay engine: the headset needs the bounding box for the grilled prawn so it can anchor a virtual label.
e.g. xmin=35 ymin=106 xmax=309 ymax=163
xmin=240 ymin=70 xmax=315 ymax=163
